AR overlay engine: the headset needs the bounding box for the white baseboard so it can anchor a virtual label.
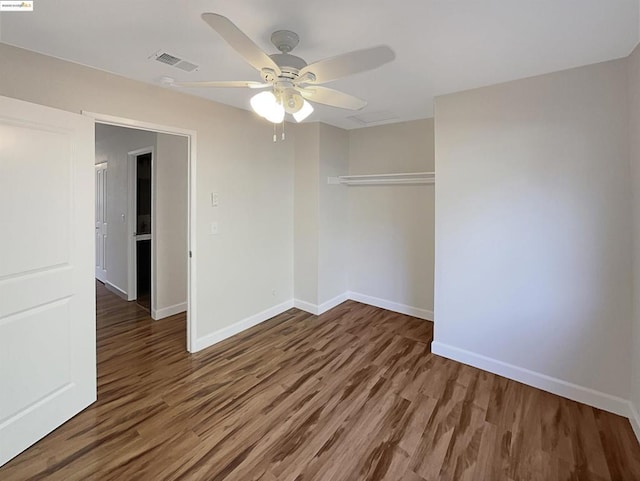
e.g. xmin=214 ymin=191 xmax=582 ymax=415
xmin=295 ymin=292 xmax=433 ymax=321
xmin=104 ymin=281 xmax=128 ymax=300
xmin=294 ymin=293 xmax=349 ymax=316
xmin=293 ymin=299 xmax=319 ymax=315
xmin=319 ymin=293 xmax=349 ymax=314
xmin=629 ymin=401 xmax=640 ymax=444
xmin=152 ymin=302 xmax=187 ymax=320
xmin=347 ymin=291 xmax=433 ymax=321
xmin=193 ymin=299 xmax=294 ymax=352
xmin=431 ymin=341 xmax=630 ymax=417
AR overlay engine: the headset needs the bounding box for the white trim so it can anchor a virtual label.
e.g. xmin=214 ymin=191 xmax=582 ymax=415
xmin=187 ymin=127 xmax=197 ymax=352
xmin=294 ymin=292 xmax=430 ymax=319
xmin=152 ymin=302 xmax=187 ymax=320
xmin=84 ymin=111 xmax=198 ymax=353
xmin=629 ymin=401 xmax=640 ymax=444
xmin=193 ymin=300 xmax=294 ymax=352
xmin=293 ymin=293 xmax=349 ymax=316
xmin=293 ymin=299 xmax=318 ymax=315
xmin=319 ymin=293 xmax=349 ymax=314
xmin=82 ymin=112 xmax=194 ymax=137
xmin=347 ymin=291 xmax=433 ymax=320
xmin=431 ymin=341 xmax=630 ymax=417
xmin=150 ymin=147 xmax=157 ymax=319
xmin=104 ymin=281 xmax=127 ymax=300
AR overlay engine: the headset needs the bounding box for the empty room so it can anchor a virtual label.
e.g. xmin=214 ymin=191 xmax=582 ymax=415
xmin=1 ymin=1 xmax=640 ymax=480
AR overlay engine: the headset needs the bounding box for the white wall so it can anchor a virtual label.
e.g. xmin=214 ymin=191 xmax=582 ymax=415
xmin=629 ymin=41 xmax=640 ymax=435
xmin=347 ymin=120 xmax=435 ymax=317
xmin=318 ymin=124 xmax=349 ymax=305
xmin=155 ymin=133 xmax=188 ymax=317
xmin=94 ymin=124 xmax=156 ymax=296
xmin=0 ymin=43 xmax=294 ymax=348
xmin=433 ymin=59 xmax=633 ymax=413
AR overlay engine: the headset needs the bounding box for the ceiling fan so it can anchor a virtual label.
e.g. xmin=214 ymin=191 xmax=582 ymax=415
xmin=173 ymin=13 xmax=395 ymax=123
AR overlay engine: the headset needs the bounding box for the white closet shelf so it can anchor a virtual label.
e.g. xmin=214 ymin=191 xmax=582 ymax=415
xmin=328 ymin=172 xmax=435 ymax=186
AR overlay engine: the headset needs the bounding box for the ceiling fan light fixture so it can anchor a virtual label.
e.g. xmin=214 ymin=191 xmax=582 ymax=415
xmin=293 ymin=100 xmax=314 ymax=122
xmin=264 ymin=104 xmax=285 ymax=124
xmin=250 ymin=91 xmax=284 ymax=123
xmin=283 ymin=89 xmax=304 ymax=114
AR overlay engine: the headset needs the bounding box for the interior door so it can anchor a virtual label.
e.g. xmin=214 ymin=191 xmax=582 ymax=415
xmin=95 ymin=163 xmax=108 ymax=282
xmin=0 ymin=96 xmax=96 ymax=466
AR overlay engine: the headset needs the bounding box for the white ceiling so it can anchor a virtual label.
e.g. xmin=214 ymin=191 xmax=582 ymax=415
xmin=1 ymin=0 xmax=638 ymax=129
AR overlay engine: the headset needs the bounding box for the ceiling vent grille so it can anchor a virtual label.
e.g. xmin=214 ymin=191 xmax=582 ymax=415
xmin=155 ymin=52 xmax=181 ymax=66
xmin=151 ymin=51 xmax=199 ymax=72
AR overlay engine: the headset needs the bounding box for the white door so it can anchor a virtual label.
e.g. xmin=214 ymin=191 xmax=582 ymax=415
xmin=0 ymin=96 xmax=96 ymax=466
xmin=95 ymin=163 xmax=108 ymax=282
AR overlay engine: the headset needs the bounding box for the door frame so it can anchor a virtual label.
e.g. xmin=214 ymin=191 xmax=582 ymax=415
xmin=127 ymin=146 xmax=155 ymax=310
xmin=83 ymin=111 xmax=198 ymax=353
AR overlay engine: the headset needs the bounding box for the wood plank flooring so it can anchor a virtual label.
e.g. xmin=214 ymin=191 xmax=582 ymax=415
xmin=2 ymin=282 xmax=640 ymax=480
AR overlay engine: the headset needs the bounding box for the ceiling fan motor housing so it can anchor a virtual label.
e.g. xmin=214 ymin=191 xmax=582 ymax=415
xmin=268 ymin=53 xmax=307 ymax=81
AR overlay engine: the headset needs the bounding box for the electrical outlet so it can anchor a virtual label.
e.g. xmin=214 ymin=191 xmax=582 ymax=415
xmin=211 ymin=192 xmax=219 ymax=207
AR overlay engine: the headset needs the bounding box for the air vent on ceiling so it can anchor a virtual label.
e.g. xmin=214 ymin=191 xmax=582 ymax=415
xmin=349 ymin=111 xmax=399 ymax=126
xmin=151 ymin=51 xmax=199 ymax=72
xmin=155 ymin=52 xmax=180 ymax=66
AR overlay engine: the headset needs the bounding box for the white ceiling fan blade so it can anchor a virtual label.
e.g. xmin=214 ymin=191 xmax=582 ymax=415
xmin=174 ymin=80 xmax=271 ymax=89
xmin=201 ymin=13 xmax=281 ymax=75
xmin=298 ymin=86 xmax=367 ymax=110
xmin=298 ymin=46 xmax=394 ymax=84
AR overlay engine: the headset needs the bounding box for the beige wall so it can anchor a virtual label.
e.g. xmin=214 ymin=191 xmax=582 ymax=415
xmin=347 ymin=119 xmax=435 ymax=315
xmin=630 ymin=41 xmax=640 ymax=431
xmin=0 ymin=43 xmax=294 ymax=346
xmin=155 ymin=133 xmax=188 ymax=316
xmin=94 ymin=124 xmax=156 ymax=295
xmin=293 ymin=123 xmax=320 ymax=305
xmin=293 ymin=123 xmax=350 ymax=309
xmin=318 ymin=124 xmax=349 ymax=305
xmin=434 ymin=59 xmax=632 ymax=409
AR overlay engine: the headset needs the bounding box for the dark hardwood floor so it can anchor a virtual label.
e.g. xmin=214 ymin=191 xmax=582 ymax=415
xmin=2 ymin=282 xmax=640 ymax=480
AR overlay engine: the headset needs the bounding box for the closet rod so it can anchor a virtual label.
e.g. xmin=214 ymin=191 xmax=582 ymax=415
xmin=328 ymin=171 xmax=435 ymax=186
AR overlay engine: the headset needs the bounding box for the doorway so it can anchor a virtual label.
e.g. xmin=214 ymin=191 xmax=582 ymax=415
xmin=87 ymin=111 xmax=198 ymax=352
xmin=134 ymin=151 xmax=152 ymax=311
